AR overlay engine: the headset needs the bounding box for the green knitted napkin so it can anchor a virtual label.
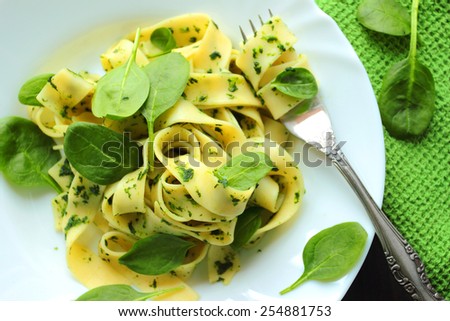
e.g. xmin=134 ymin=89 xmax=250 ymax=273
xmin=315 ymin=0 xmax=450 ymax=300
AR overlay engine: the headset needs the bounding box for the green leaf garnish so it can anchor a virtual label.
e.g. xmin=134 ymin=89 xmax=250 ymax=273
xmin=151 ymin=27 xmax=177 ymax=53
xmin=141 ymin=52 xmax=190 ymax=169
xmin=214 ymin=152 xmax=273 ymax=190
xmin=357 ymin=0 xmax=411 ymax=36
xmin=92 ymin=28 xmax=149 ymax=119
xmin=18 ymin=73 xmax=54 ymax=106
xmin=0 ymin=116 xmax=62 ymax=193
xmin=271 ymin=67 xmax=318 ymax=99
xmin=119 ymin=234 xmax=195 ymax=275
xmin=231 ymin=207 xmax=263 ymax=250
xmin=280 ymin=222 xmax=367 ymax=294
xmin=76 ymin=284 xmax=183 ymax=301
xmin=64 ymin=122 xmax=142 ymax=185
xmin=377 ymin=0 xmax=435 ymax=139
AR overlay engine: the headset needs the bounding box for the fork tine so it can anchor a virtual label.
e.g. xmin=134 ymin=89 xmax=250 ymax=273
xmin=249 ymin=19 xmax=257 ymax=35
xmin=239 ymin=26 xmax=247 ymax=43
xmin=241 ymin=10 xmax=275 ymax=43
xmin=258 ymin=15 xmax=264 ymax=26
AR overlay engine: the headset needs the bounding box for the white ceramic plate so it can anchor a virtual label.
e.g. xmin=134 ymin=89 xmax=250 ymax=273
xmin=0 ymin=0 xmax=385 ymax=300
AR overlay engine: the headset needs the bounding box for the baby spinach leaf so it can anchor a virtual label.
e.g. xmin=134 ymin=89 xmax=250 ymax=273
xmin=119 ymin=233 xmax=195 ymax=275
xmin=378 ymin=58 xmax=435 ymax=138
xmin=214 ymin=152 xmax=273 ymax=191
xmin=92 ymin=28 xmax=149 ymax=119
xmin=271 ymin=67 xmax=318 ymax=99
xmin=280 ymin=222 xmax=367 ymax=294
xmin=378 ymin=0 xmax=435 ymax=139
xmin=0 ymin=116 xmax=62 ymax=193
xmin=231 ymin=207 xmax=263 ymax=250
xmin=141 ymin=53 xmax=190 ymax=124
xmin=76 ymin=284 xmax=183 ymax=301
xmin=64 ymin=122 xmax=142 ymax=185
xmin=151 ymin=27 xmax=177 ymax=53
xmin=18 ymin=73 xmax=54 ymax=106
xmin=141 ymin=52 xmax=190 ymax=168
xmin=357 ymin=0 xmax=411 ymax=36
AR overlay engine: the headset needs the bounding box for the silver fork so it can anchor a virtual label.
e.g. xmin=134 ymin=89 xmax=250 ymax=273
xmin=241 ymin=16 xmax=443 ymax=301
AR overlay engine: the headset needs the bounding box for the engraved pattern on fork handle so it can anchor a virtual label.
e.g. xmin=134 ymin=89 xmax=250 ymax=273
xmin=326 ymin=147 xmax=443 ymax=301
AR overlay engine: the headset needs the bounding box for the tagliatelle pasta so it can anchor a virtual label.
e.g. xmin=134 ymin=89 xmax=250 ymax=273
xmin=26 ymin=13 xmax=313 ymax=300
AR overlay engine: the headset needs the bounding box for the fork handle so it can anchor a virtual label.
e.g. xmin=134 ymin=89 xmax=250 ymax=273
xmin=328 ymin=149 xmax=443 ymax=301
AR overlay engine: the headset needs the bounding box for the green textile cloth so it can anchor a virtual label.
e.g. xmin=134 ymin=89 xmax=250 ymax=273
xmin=315 ymin=0 xmax=450 ymax=300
